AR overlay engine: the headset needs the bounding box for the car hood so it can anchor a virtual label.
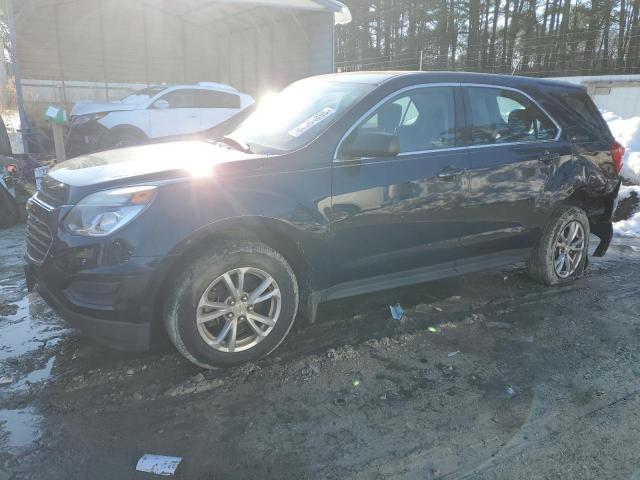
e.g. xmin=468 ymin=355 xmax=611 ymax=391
xmin=48 ymin=141 xmax=262 ymax=188
xmin=70 ymin=101 xmax=140 ymax=116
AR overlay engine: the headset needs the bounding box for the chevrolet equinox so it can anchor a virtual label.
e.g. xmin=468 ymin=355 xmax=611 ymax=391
xmin=24 ymin=72 xmax=623 ymax=368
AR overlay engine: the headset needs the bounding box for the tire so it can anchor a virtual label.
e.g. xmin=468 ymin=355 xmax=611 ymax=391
xmin=0 ymin=187 xmax=17 ymax=229
xmin=164 ymin=242 xmax=299 ymax=368
xmin=528 ymin=205 xmax=590 ymax=286
xmin=103 ymin=128 xmax=146 ymax=150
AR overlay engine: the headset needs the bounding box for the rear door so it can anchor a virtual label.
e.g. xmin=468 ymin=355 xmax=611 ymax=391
xmin=330 ymin=85 xmax=471 ymax=285
xmin=148 ymin=89 xmax=201 ymax=138
xmin=461 ymin=85 xmax=571 ymax=260
xmin=198 ymin=90 xmax=242 ymax=130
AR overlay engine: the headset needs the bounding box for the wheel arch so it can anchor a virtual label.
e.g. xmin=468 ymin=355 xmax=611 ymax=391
xmin=151 ymin=216 xmax=314 ymax=335
xmin=558 ymin=184 xmax=619 ymax=257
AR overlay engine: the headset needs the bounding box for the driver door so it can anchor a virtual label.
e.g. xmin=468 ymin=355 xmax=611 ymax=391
xmin=329 ymin=85 xmax=471 ymax=286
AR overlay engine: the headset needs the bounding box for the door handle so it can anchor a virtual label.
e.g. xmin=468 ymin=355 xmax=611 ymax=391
xmin=436 ymin=166 xmax=464 ymax=181
xmin=539 ymin=150 xmax=560 ymax=163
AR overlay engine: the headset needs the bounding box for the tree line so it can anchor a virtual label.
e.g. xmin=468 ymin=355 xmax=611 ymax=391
xmin=336 ymin=0 xmax=640 ymax=76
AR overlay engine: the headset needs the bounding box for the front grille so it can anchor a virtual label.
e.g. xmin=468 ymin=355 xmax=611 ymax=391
xmin=25 ymin=197 xmax=53 ymax=264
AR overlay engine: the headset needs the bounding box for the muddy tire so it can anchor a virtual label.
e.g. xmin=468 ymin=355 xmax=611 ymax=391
xmin=528 ymin=206 xmax=590 ymax=286
xmin=164 ymin=242 xmax=298 ymax=369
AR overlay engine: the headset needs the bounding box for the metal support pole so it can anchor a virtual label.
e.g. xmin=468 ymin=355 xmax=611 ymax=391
xmin=419 ymin=49 xmax=424 ymax=71
xmin=6 ymin=0 xmax=30 ymax=154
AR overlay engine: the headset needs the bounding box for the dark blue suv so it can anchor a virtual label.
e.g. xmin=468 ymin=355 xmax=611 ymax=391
xmin=24 ymin=72 xmax=623 ymax=368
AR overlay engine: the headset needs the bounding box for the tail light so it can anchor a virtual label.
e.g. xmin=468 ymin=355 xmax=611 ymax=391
xmin=611 ymin=140 xmax=625 ymax=174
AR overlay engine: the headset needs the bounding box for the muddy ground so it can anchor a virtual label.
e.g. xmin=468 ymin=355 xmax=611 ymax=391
xmin=0 ymin=224 xmax=639 ymax=480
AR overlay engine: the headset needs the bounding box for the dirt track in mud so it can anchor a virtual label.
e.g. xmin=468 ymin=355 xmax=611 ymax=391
xmin=1 ymin=223 xmax=640 ymax=480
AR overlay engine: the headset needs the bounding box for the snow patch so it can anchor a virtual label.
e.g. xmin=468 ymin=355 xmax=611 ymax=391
xmin=614 ymin=212 xmax=640 ymax=237
xmin=603 ymin=111 xmax=640 ymax=184
xmin=618 ymin=184 xmax=640 ymax=201
xmin=614 ymin=184 xmax=640 ymax=238
xmin=603 ymin=113 xmax=640 ymax=237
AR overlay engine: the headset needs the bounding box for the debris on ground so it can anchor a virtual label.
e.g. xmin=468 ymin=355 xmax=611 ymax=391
xmin=506 ymin=386 xmax=516 ymax=396
xmin=299 ymin=359 xmax=321 ymax=381
xmin=0 ymin=375 xmax=13 ymax=385
xmin=463 ymin=313 xmax=486 ymax=325
xmin=333 ymin=397 xmax=347 ymax=406
xmin=0 ymin=302 xmax=18 ymax=316
xmin=427 ymin=327 xmax=438 ymax=333
xmin=135 ymin=454 xmax=182 ymax=475
xmin=165 ymin=378 xmax=224 ymax=397
xmin=364 ymin=337 xmax=391 ymax=349
xmin=389 ymin=303 xmax=407 ymax=321
xmin=414 ymin=303 xmax=443 ymax=313
xmin=447 ymin=351 xmax=460 ymax=357
xmin=327 ymin=345 xmax=358 ymax=362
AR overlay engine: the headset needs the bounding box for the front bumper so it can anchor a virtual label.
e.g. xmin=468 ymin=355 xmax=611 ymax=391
xmin=66 ymin=120 xmax=109 ymax=157
xmin=25 ymin=254 xmax=166 ymax=352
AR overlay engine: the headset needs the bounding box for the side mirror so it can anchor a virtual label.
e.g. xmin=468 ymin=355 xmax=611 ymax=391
xmin=340 ymin=131 xmax=400 ymax=160
xmin=153 ymin=99 xmax=170 ymax=110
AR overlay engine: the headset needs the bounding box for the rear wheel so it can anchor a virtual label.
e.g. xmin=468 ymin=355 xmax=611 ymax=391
xmin=164 ymin=242 xmax=298 ymax=368
xmin=528 ymin=206 xmax=590 ymax=285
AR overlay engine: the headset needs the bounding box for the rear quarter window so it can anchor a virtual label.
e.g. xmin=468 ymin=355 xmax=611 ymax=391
xmin=545 ymin=90 xmax=611 ymax=142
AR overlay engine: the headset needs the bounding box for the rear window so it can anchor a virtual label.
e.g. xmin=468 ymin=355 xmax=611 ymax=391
xmin=546 ymin=90 xmax=610 ymax=142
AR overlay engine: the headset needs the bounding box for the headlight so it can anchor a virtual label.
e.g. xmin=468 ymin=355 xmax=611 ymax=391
xmin=72 ymin=112 xmax=108 ymax=126
xmin=63 ymin=186 xmax=157 ymax=236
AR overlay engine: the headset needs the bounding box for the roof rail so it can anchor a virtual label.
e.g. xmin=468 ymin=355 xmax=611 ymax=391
xmin=197 ymin=82 xmax=237 ymax=91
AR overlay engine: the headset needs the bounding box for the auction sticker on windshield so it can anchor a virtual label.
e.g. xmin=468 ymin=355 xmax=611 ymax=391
xmin=288 ymin=107 xmax=336 ymax=138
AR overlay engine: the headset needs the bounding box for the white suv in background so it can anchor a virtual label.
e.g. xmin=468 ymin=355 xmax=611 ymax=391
xmin=67 ymin=82 xmax=254 ymax=155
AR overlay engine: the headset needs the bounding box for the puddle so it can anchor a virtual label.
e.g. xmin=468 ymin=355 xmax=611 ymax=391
xmin=0 ymin=408 xmax=41 ymax=448
xmin=0 ymin=292 xmax=67 ymax=361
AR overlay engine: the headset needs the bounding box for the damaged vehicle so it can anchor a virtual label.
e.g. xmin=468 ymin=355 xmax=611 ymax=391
xmin=24 ymin=72 xmax=622 ymax=368
xmin=67 ymin=82 xmax=254 ymax=156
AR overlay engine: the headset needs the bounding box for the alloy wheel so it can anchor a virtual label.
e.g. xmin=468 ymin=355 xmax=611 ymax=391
xmin=196 ymin=267 xmax=281 ymax=352
xmin=553 ymin=220 xmax=586 ymax=278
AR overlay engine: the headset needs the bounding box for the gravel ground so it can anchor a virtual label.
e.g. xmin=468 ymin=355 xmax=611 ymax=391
xmin=0 ymin=222 xmax=639 ymax=479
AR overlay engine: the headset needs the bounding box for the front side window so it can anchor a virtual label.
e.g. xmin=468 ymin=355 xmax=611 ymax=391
xmin=158 ymin=89 xmax=200 ymax=108
xmin=348 ymin=86 xmax=457 ymax=154
xmin=467 ymin=87 xmax=558 ymax=145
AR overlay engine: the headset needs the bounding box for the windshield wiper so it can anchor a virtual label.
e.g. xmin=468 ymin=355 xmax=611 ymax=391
xmin=217 ymin=136 xmax=252 ymax=153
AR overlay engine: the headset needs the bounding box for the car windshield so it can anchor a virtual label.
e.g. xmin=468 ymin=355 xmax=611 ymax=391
xmin=226 ymin=78 xmax=375 ymax=154
xmin=120 ymin=86 xmax=165 ymax=103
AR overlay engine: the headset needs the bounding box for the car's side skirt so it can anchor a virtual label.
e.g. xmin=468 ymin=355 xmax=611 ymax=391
xmin=314 ymin=248 xmax=531 ymax=304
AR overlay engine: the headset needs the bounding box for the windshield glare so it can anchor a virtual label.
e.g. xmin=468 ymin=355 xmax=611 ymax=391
xmin=227 ymin=79 xmax=375 ymax=154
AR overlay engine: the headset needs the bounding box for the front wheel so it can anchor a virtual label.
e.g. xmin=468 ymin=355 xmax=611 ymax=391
xmin=164 ymin=242 xmax=299 ymax=368
xmin=528 ymin=206 xmax=590 ymax=286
